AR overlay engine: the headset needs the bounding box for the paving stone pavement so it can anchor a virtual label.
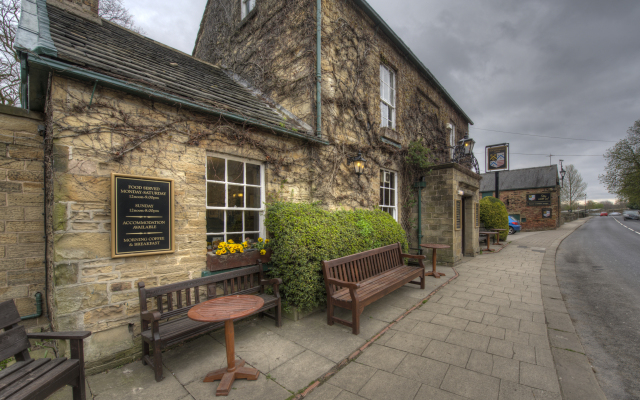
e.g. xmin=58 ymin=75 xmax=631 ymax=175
xmin=47 ymin=219 xmax=599 ymax=400
xmin=307 ymin=219 xmax=595 ymax=400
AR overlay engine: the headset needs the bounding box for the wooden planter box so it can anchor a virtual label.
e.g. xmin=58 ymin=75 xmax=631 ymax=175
xmin=207 ymin=249 xmax=272 ymax=272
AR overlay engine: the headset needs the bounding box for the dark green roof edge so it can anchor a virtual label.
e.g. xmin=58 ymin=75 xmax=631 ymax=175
xmin=28 ymin=56 xmax=329 ymax=145
xmin=353 ymin=0 xmax=474 ymax=125
xmin=14 ymin=0 xmax=57 ymax=57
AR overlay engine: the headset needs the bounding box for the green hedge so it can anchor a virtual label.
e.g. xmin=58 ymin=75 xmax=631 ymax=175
xmin=479 ymin=196 xmax=509 ymax=241
xmin=265 ymin=202 xmax=408 ymax=312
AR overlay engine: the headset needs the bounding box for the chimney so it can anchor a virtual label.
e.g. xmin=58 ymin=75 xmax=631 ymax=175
xmin=60 ymin=0 xmax=99 ymax=16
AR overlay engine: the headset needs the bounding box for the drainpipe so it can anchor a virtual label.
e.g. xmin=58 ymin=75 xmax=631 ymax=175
xmin=316 ymin=0 xmax=322 ymax=137
xmin=414 ymin=177 xmax=426 ymax=254
xmin=20 ymin=292 xmax=43 ymax=320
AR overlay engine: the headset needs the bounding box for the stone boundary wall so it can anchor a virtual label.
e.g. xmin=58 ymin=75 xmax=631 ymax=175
xmin=0 ymin=105 xmax=48 ymax=330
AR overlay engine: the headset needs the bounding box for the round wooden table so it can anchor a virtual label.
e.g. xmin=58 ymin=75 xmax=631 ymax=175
xmin=490 ymin=229 xmax=507 ymax=245
xmin=188 ymin=295 xmax=264 ymax=396
xmin=479 ymin=231 xmax=498 ymax=251
xmin=420 ymin=244 xmax=450 ymax=278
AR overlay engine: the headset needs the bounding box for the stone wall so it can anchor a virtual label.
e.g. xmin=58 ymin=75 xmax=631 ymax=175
xmin=0 ymin=105 xmax=48 ymax=330
xmin=498 ymin=187 xmax=560 ymax=231
xmin=415 ymin=164 xmax=480 ymax=265
xmin=48 ymin=75 xmax=311 ymax=373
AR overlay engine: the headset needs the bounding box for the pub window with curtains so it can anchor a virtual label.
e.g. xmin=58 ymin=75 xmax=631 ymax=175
xmin=380 ymin=169 xmax=397 ymax=220
xmin=206 ymin=155 xmax=265 ymax=249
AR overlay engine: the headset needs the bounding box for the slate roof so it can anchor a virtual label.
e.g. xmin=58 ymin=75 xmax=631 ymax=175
xmin=480 ymin=165 xmax=559 ymax=192
xmin=16 ymin=1 xmax=313 ymax=137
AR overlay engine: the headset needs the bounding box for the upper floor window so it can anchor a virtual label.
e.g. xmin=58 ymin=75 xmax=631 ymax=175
xmin=241 ymin=0 xmax=255 ymax=19
xmin=380 ymin=64 xmax=396 ymax=129
xmin=380 ymin=169 xmax=397 ymax=221
xmin=206 ymin=155 xmax=264 ymax=247
xmin=449 ymin=122 xmax=456 ymax=160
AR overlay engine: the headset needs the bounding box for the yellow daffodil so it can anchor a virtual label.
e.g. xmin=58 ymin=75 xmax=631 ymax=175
xmin=220 ymin=249 xmax=227 ymax=255
xmin=260 ymin=249 xmax=266 ymax=255
xmin=258 ymin=238 xmax=263 ymax=243
xmin=215 ymin=250 xmax=221 ymax=256
xmin=238 ymin=247 xmax=244 ymax=253
xmin=242 ymin=241 xmax=248 ymax=248
xmin=265 ymin=239 xmax=269 ymax=243
xmin=229 ymin=248 xmax=236 ymax=254
xmin=218 ymin=242 xmax=226 ymax=248
xmin=228 ymin=239 xmax=235 ymax=244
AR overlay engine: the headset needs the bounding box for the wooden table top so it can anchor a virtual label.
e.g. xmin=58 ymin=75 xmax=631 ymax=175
xmin=420 ymin=244 xmax=451 ymax=249
xmin=188 ymin=295 xmax=264 ymax=323
xmin=479 ymin=231 xmax=498 ymax=235
xmin=491 ymin=228 xmax=507 ymax=231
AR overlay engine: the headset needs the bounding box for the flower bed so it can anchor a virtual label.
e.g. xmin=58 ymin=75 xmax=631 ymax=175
xmin=265 ymin=202 xmax=408 ymax=312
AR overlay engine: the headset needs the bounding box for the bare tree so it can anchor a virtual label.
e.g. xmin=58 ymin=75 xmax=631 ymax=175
xmin=600 ymin=120 xmax=640 ymax=206
xmin=560 ymin=164 xmax=588 ymax=210
xmin=0 ymin=0 xmax=20 ymax=106
xmin=99 ymin=0 xmax=145 ymax=34
xmin=0 ymin=0 xmax=143 ymax=107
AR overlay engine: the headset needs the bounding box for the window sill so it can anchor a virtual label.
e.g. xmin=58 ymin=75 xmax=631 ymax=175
xmin=380 ymin=127 xmax=401 ymax=148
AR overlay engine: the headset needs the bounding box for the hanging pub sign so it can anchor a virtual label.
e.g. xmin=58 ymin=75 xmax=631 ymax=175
xmin=527 ymin=193 xmax=551 ymax=206
xmin=485 ymin=143 xmax=509 ymax=172
xmin=111 ymin=173 xmax=175 ymax=258
xmin=542 ymin=208 xmax=552 ymax=218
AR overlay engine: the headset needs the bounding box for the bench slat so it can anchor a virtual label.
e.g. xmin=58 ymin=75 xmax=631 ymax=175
xmin=0 ymin=301 xmax=21 ymax=330
xmin=0 ymin=361 xmax=34 ymax=383
xmin=0 ymin=327 xmax=30 ymax=363
xmin=5 ymin=359 xmax=79 ymax=400
xmin=0 ymin=359 xmax=47 ymax=391
xmin=0 ymin=358 xmax=66 ymax=398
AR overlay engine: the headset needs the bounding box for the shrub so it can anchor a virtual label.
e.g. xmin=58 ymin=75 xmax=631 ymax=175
xmin=265 ymin=202 xmax=408 ymax=312
xmin=479 ymin=196 xmax=509 ymax=241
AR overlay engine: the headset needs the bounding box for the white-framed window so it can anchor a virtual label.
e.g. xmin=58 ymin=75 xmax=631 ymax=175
xmin=241 ymin=0 xmax=255 ymax=19
xmin=449 ymin=122 xmax=456 ymax=160
xmin=380 ymin=64 xmax=396 ymax=129
xmin=379 ymin=169 xmax=398 ymax=221
xmin=206 ymin=154 xmax=265 ymax=246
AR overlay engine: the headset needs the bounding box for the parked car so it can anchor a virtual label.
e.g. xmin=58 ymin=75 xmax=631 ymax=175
xmin=609 ymin=212 xmax=621 ymax=216
xmin=623 ymin=210 xmax=640 ymax=220
xmin=508 ymin=216 xmax=521 ymax=234
xmin=600 ymin=212 xmax=608 ymax=216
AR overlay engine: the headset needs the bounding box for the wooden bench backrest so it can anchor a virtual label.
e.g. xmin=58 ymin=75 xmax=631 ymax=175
xmin=0 ymin=300 xmax=30 ymax=362
xmin=138 ymin=264 xmax=264 ymax=321
xmin=322 ymin=243 xmax=403 ymax=294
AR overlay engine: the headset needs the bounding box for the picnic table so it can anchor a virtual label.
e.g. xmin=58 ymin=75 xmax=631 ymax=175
xmin=188 ymin=295 xmax=264 ymax=396
xmin=490 ymin=228 xmax=507 ymax=245
xmin=420 ymin=243 xmax=450 ymax=278
xmin=479 ymin=231 xmax=499 ymax=251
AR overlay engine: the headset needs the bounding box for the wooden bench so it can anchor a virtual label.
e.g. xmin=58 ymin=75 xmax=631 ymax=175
xmin=322 ymin=243 xmax=426 ymax=335
xmin=0 ymin=300 xmax=91 ymax=400
xmin=138 ymin=263 xmax=282 ymax=382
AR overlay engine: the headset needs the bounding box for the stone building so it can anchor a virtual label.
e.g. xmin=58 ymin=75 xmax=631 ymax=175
xmin=7 ymin=0 xmax=480 ymax=370
xmin=480 ymin=166 xmax=561 ymax=231
xmin=195 ymin=0 xmax=482 ymax=261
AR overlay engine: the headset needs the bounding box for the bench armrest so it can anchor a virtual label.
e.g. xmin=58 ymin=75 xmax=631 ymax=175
xmin=401 ymin=253 xmax=426 ymax=260
xmin=260 ymin=278 xmax=283 ymax=286
xmin=140 ymin=311 xmax=162 ymax=321
xmin=326 ymin=278 xmax=361 ymax=290
xmin=27 ymin=331 xmax=92 ymax=340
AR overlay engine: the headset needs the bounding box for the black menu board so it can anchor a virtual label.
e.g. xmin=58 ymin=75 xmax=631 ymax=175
xmin=111 ymin=173 xmax=175 ymax=258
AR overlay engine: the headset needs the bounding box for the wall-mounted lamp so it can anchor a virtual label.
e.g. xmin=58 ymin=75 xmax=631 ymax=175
xmin=458 ymin=135 xmax=475 ymax=156
xmin=559 ymin=159 xmax=566 ymax=188
xmin=347 ymin=152 xmax=367 ymax=177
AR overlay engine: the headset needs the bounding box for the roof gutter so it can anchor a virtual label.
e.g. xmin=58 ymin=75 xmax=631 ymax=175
xmin=352 ymin=0 xmax=474 ymax=125
xmin=27 ymin=56 xmax=329 ymax=145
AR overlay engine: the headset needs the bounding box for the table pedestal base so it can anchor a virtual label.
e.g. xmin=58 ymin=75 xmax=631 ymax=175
xmin=425 ymin=271 xmax=446 ymax=278
xmin=203 ymin=360 xmax=259 ymax=396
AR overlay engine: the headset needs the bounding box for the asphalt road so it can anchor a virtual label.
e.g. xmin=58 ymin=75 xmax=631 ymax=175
xmin=556 ymin=216 xmax=640 ymax=400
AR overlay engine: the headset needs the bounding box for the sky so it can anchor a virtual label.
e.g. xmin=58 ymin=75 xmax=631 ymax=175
xmin=121 ymin=0 xmax=640 ymax=202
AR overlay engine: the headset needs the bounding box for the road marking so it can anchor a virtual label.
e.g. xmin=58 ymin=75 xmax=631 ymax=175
xmin=613 ymin=217 xmax=640 ymax=235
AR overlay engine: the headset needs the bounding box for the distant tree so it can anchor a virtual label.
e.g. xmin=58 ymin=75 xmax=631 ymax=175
xmin=601 ymin=120 xmax=640 ymax=206
xmin=0 ymin=0 xmax=143 ymax=106
xmin=601 ymin=200 xmax=614 ymax=210
xmin=560 ymin=164 xmax=588 ymax=210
